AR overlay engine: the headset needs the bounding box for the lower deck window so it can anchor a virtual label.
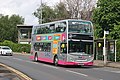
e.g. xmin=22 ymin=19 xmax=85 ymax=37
xmin=34 ymin=42 xmax=51 ymax=52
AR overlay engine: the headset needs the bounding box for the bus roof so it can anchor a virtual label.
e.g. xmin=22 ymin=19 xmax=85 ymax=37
xmin=33 ymin=19 xmax=92 ymax=27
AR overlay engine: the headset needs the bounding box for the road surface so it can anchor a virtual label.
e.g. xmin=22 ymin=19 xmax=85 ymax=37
xmin=0 ymin=54 xmax=120 ymax=80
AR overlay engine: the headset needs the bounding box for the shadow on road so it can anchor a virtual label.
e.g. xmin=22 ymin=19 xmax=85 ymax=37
xmin=32 ymin=60 xmax=103 ymax=69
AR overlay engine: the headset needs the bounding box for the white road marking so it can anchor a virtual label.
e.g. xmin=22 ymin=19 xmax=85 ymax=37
xmin=115 ymin=71 xmax=120 ymax=73
xmin=42 ymin=64 xmax=59 ymax=69
xmin=108 ymin=71 xmax=120 ymax=73
xmin=0 ymin=56 xmax=10 ymax=58
xmin=12 ymin=58 xmax=23 ymax=61
xmin=93 ymin=68 xmax=120 ymax=74
xmin=12 ymin=57 xmax=59 ymax=69
xmin=66 ymin=70 xmax=88 ymax=77
xmin=25 ymin=60 xmax=33 ymax=63
xmin=11 ymin=57 xmax=59 ymax=69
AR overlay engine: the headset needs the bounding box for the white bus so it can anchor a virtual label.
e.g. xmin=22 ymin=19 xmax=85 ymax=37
xmin=30 ymin=19 xmax=94 ymax=66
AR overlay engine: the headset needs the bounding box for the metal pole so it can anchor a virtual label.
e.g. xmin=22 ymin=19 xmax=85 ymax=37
xmin=115 ymin=40 xmax=117 ymax=62
xmin=103 ymin=30 xmax=107 ymax=65
xmin=40 ymin=0 xmax=42 ymax=24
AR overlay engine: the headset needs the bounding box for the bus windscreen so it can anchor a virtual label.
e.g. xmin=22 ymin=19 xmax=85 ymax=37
xmin=68 ymin=21 xmax=92 ymax=34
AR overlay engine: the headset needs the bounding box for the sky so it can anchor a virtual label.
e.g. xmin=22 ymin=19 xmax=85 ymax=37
xmin=0 ymin=0 xmax=59 ymax=25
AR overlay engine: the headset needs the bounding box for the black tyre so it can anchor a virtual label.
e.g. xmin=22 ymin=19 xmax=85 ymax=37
xmin=34 ymin=53 xmax=38 ymax=62
xmin=54 ymin=56 xmax=58 ymax=66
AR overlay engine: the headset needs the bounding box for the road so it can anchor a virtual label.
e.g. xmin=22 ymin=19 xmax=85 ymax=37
xmin=0 ymin=54 xmax=120 ymax=80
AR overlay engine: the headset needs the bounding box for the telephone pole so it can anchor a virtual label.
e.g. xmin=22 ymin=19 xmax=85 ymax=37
xmin=40 ymin=0 xmax=42 ymax=24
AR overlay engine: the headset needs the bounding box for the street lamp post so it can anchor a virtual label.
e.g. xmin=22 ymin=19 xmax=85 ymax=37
xmin=103 ymin=30 xmax=109 ymax=66
xmin=115 ymin=40 xmax=117 ymax=62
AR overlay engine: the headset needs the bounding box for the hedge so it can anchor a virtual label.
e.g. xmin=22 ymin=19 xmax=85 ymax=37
xmin=0 ymin=40 xmax=31 ymax=53
xmin=116 ymin=40 xmax=120 ymax=62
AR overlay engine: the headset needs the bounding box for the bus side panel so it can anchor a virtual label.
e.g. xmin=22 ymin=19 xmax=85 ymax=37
xmin=57 ymin=54 xmax=67 ymax=65
xmin=38 ymin=51 xmax=54 ymax=63
xmin=37 ymin=57 xmax=53 ymax=63
xmin=30 ymin=51 xmax=54 ymax=63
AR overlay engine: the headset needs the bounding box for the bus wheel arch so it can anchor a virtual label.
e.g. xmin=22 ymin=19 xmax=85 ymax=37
xmin=54 ymin=55 xmax=59 ymax=66
xmin=34 ymin=52 xmax=38 ymax=62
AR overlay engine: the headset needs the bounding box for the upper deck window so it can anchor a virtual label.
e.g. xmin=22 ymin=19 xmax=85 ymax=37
xmin=68 ymin=21 xmax=93 ymax=34
xmin=34 ymin=21 xmax=67 ymax=34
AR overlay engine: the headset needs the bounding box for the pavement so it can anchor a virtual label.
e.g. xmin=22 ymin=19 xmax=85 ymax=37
xmin=0 ymin=63 xmax=32 ymax=80
xmin=94 ymin=60 xmax=120 ymax=68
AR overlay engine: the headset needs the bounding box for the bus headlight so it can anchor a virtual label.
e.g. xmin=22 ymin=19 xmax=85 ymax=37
xmin=88 ymin=55 xmax=92 ymax=58
xmin=69 ymin=57 xmax=74 ymax=62
xmin=88 ymin=55 xmax=94 ymax=61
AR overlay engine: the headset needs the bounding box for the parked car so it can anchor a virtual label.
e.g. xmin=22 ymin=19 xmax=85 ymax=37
xmin=0 ymin=46 xmax=13 ymax=56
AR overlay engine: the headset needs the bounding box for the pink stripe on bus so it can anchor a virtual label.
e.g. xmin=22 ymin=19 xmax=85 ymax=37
xmin=29 ymin=56 xmax=53 ymax=63
xmin=30 ymin=56 xmax=93 ymax=66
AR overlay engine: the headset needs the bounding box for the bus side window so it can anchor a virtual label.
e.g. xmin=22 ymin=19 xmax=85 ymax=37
xmin=56 ymin=25 xmax=61 ymax=32
xmin=55 ymin=22 xmax=66 ymax=33
xmin=34 ymin=29 xmax=37 ymax=34
xmin=50 ymin=24 xmax=55 ymax=33
xmin=36 ymin=25 xmax=43 ymax=34
xmin=37 ymin=28 xmax=41 ymax=34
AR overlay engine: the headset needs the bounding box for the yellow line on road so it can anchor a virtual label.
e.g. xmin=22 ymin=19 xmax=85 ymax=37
xmin=0 ymin=63 xmax=32 ymax=80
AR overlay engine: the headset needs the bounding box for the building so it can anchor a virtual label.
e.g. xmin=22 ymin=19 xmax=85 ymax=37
xmin=17 ymin=25 xmax=33 ymax=44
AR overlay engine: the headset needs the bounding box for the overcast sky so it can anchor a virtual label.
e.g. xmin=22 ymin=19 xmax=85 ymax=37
xmin=0 ymin=0 xmax=59 ymax=25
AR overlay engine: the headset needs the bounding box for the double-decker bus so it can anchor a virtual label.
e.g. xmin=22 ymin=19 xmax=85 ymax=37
xmin=30 ymin=19 xmax=94 ymax=66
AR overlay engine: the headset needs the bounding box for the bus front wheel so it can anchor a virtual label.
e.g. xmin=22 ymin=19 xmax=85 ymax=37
xmin=34 ymin=53 xmax=38 ymax=62
xmin=54 ymin=56 xmax=58 ymax=66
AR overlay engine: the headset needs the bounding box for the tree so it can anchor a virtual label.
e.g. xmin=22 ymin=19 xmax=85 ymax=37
xmin=110 ymin=22 xmax=120 ymax=39
xmin=34 ymin=3 xmax=56 ymax=23
xmin=34 ymin=0 xmax=96 ymax=23
xmin=0 ymin=14 xmax=24 ymax=42
xmin=33 ymin=2 xmax=70 ymax=23
xmin=54 ymin=2 xmax=70 ymax=20
xmin=64 ymin=0 xmax=95 ymax=20
xmin=64 ymin=0 xmax=83 ymax=18
xmin=80 ymin=0 xmax=95 ymax=20
xmin=92 ymin=0 xmax=120 ymax=39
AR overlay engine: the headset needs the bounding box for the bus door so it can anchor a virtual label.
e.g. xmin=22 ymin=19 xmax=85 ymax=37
xmin=85 ymin=42 xmax=93 ymax=55
xmin=59 ymin=43 xmax=67 ymax=61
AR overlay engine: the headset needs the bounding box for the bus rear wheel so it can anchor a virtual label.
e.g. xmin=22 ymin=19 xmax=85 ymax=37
xmin=34 ymin=53 xmax=38 ymax=62
xmin=54 ymin=56 xmax=58 ymax=66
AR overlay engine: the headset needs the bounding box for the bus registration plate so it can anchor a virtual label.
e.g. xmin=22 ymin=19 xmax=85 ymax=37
xmin=78 ymin=63 xmax=84 ymax=65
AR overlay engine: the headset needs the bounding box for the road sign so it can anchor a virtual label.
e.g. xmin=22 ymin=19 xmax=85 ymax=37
xmin=104 ymin=31 xmax=109 ymax=34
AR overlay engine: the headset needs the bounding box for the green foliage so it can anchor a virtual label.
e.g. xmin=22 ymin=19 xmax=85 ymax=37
xmin=33 ymin=2 xmax=70 ymax=24
xmin=110 ymin=22 xmax=120 ymax=39
xmin=54 ymin=2 xmax=70 ymax=20
xmin=0 ymin=14 xmax=24 ymax=42
xmin=93 ymin=0 xmax=120 ymax=62
xmin=34 ymin=3 xmax=55 ymax=23
xmin=92 ymin=0 xmax=120 ymax=39
xmin=0 ymin=40 xmax=31 ymax=53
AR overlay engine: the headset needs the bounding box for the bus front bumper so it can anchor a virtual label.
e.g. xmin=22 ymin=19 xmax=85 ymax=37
xmin=58 ymin=60 xmax=93 ymax=66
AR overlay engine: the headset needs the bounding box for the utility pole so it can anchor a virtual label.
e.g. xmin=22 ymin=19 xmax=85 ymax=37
xmin=115 ymin=40 xmax=117 ymax=62
xmin=40 ymin=0 xmax=42 ymax=24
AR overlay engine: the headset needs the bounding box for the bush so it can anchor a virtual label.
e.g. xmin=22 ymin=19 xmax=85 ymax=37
xmin=0 ymin=40 xmax=31 ymax=53
xmin=116 ymin=40 xmax=120 ymax=62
